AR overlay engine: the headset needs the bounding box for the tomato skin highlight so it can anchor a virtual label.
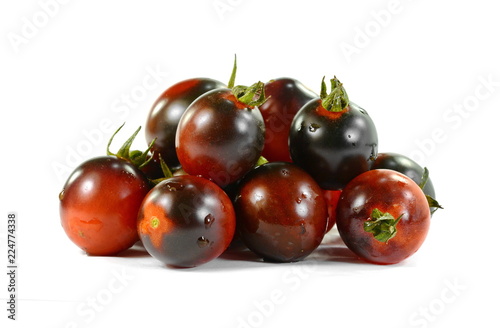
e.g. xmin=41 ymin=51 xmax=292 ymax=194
xmin=175 ymin=88 xmax=265 ymax=187
xmin=137 ymin=175 xmax=236 ymax=268
xmin=336 ymin=169 xmax=431 ymax=264
xmin=289 ymin=100 xmax=378 ymax=190
xmin=259 ymin=78 xmax=317 ymax=162
xmin=59 ymin=156 xmax=151 ymax=256
xmin=234 ymin=162 xmax=328 ymax=262
xmin=145 ymin=78 xmax=225 ymax=172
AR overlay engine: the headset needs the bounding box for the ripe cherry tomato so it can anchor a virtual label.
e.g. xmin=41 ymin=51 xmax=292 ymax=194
xmin=145 ymin=78 xmax=225 ymax=173
xmin=137 ymin=175 xmax=236 ymax=268
xmin=234 ymin=162 xmax=328 ymax=262
xmin=336 ymin=169 xmax=431 ymax=264
xmin=258 ymin=78 xmax=316 ymax=162
xmin=176 ymin=85 xmax=266 ymax=187
xmin=59 ymin=156 xmax=151 ymax=255
xmin=289 ymin=77 xmax=378 ymax=190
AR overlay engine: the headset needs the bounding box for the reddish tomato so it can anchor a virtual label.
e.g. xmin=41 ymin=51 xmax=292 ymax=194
xmin=258 ymin=78 xmax=316 ymax=162
xmin=323 ymin=189 xmax=342 ymax=232
xmin=59 ymin=156 xmax=151 ymax=255
xmin=234 ymin=162 xmax=328 ymax=262
xmin=336 ymin=169 xmax=431 ymax=264
xmin=175 ymin=86 xmax=265 ymax=187
xmin=137 ymin=175 xmax=236 ymax=268
xmin=145 ymin=78 xmax=225 ymax=175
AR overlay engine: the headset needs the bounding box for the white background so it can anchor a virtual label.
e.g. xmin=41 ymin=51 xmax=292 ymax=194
xmin=1 ymin=0 xmax=499 ymax=327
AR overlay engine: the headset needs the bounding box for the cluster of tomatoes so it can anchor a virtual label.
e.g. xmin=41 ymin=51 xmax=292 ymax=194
xmin=59 ymin=57 xmax=441 ymax=268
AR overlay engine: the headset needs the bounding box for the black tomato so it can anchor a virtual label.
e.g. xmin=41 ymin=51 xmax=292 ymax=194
xmin=175 ymin=87 xmax=265 ymax=187
xmin=336 ymin=169 xmax=431 ymax=264
xmin=234 ymin=162 xmax=328 ymax=262
xmin=145 ymin=78 xmax=225 ymax=172
xmin=258 ymin=78 xmax=317 ymax=162
xmin=60 ymin=156 xmax=151 ymax=256
xmin=137 ymin=175 xmax=236 ymax=268
xmin=370 ymin=152 xmax=436 ymax=199
xmin=289 ymin=77 xmax=378 ymax=190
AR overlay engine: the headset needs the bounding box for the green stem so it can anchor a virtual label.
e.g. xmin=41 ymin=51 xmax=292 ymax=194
xmin=364 ymin=208 xmax=402 ymax=243
xmin=321 ymin=76 xmax=350 ymax=112
xmin=227 ymin=54 xmax=237 ymax=89
xmin=106 ymin=123 xmax=154 ymax=168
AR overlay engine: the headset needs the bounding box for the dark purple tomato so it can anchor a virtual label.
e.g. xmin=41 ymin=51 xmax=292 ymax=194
xmin=336 ymin=169 xmax=431 ymax=265
xmin=370 ymin=152 xmax=436 ymax=199
xmin=289 ymin=77 xmax=378 ymax=190
xmin=145 ymin=78 xmax=225 ymax=173
xmin=60 ymin=156 xmax=151 ymax=256
xmin=234 ymin=162 xmax=328 ymax=262
xmin=175 ymin=88 xmax=265 ymax=187
xmin=137 ymin=175 xmax=236 ymax=268
xmin=259 ymin=78 xmax=317 ymax=162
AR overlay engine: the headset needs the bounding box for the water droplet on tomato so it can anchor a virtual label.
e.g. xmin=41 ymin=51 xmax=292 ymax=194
xmin=296 ymin=197 xmax=302 ymax=204
xmin=204 ymin=214 xmax=215 ymax=228
xmin=59 ymin=189 xmax=65 ymax=201
xmin=281 ymin=169 xmax=289 ymax=176
xmin=197 ymin=236 xmax=210 ymax=248
xmin=165 ymin=182 xmax=184 ymax=192
xmin=308 ymin=123 xmax=320 ymax=132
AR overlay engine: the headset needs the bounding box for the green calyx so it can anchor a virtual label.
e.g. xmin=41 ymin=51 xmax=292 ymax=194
xmin=364 ymin=208 xmax=403 ymax=243
xmin=419 ymin=167 xmax=444 ymax=214
xmin=232 ymin=81 xmax=268 ymax=108
xmin=107 ymin=123 xmax=155 ymax=169
xmin=320 ymin=76 xmax=350 ymax=112
xmin=150 ymin=154 xmax=174 ymax=185
xmin=227 ymin=54 xmax=268 ymax=108
xmin=255 ymin=155 xmax=268 ymax=167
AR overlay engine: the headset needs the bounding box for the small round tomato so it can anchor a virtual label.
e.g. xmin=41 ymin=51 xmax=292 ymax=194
xmin=258 ymin=78 xmax=317 ymax=162
xmin=289 ymin=77 xmax=378 ymax=190
xmin=234 ymin=162 xmax=328 ymax=262
xmin=137 ymin=175 xmax=236 ymax=268
xmin=175 ymin=85 xmax=265 ymax=187
xmin=59 ymin=156 xmax=151 ymax=255
xmin=336 ymin=169 xmax=431 ymax=264
xmin=145 ymin=78 xmax=225 ymax=172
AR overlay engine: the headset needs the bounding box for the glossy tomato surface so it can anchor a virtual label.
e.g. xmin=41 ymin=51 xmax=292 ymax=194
xmin=145 ymin=78 xmax=225 ymax=171
xmin=59 ymin=156 xmax=151 ymax=256
xmin=259 ymin=78 xmax=316 ymax=162
xmin=175 ymin=88 xmax=265 ymax=187
xmin=234 ymin=162 xmax=328 ymax=262
xmin=370 ymin=152 xmax=436 ymax=199
xmin=289 ymin=100 xmax=378 ymax=190
xmin=336 ymin=169 xmax=431 ymax=264
xmin=137 ymin=175 xmax=236 ymax=268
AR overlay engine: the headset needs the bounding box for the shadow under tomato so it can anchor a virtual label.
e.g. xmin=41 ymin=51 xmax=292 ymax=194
xmin=115 ymin=242 xmax=151 ymax=258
